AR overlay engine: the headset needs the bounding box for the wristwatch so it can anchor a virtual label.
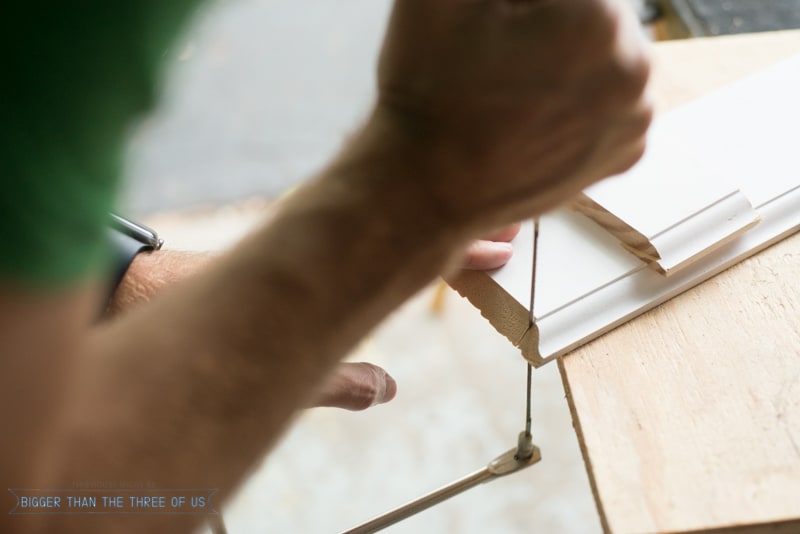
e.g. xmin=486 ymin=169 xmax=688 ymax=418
xmin=107 ymin=213 xmax=164 ymax=302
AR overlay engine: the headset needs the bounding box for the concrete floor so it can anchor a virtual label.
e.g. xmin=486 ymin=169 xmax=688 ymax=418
xmin=120 ymin=0 xmax=390 ymax=215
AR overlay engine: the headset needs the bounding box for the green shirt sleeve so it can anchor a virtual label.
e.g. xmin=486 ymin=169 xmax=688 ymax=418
xmin=0 ymin=1 xmax=199 ymax=286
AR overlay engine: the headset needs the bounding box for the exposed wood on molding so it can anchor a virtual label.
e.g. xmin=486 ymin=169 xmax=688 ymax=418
xmin=572 ymin=193 xmax=659 ymax=262
xmin=447 ymin=269 xmax=543 ymax=366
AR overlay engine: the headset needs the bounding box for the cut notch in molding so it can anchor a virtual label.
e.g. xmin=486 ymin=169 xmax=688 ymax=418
xmin=573 ymin=188 xmax=762 ymax=275
xmin=573 ymin=108 xmax=764 ymax=276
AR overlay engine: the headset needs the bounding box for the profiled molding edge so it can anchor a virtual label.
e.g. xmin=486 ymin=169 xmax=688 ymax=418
xmin=446 ymin=269 xmax=543 ymax=367
xmin=536 ymin=186 xmax=800 ymax=365
xmin=577 ymin=189 xmax=761 ymax=275
xmin=647 ymin=189 xmax=761 ymax=274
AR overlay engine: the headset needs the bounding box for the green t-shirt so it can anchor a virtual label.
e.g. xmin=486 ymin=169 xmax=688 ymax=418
xmin=0 ymin=2 xmax=198 ymax=286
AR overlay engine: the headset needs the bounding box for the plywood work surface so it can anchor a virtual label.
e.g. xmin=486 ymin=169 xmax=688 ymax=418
xmin=560 ymin=30 xmax=800 ymax=534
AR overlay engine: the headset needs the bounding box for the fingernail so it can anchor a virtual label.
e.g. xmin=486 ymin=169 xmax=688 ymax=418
xmin=486 ymin=242 xmax=514 ymax=266
xmin=378 ymin=373 xmax=397 ymax=405
xmin=491 ymin=242 xmax=513 ymax=254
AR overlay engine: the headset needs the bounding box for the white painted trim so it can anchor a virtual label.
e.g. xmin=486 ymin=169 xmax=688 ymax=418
xmin=450 ymin=53 xmax=800 ymax=366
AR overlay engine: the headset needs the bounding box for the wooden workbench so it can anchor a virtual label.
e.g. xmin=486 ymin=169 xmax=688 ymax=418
xmin=559 ymin=30 xmax=800 ymax=534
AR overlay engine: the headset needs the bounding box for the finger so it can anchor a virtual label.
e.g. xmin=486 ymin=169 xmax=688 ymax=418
xmin=312 ymin=362 xmax=397 ymax=411
xmin=483 ymin=222 xmax=522 ymax=243
xmin=461 ymin=240 xmax=514 ymax=270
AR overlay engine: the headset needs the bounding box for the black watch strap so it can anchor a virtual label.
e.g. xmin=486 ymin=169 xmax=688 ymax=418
xmin=107 ymin=214 xmax=164 ymax=303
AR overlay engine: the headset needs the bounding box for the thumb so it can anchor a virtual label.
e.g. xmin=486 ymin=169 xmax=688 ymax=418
xmin=312 ymin=362 xmax=398 ymax=411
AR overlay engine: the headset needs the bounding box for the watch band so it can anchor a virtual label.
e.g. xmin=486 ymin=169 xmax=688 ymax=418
xmin=107 ymin=213 xmax=164 ymax=304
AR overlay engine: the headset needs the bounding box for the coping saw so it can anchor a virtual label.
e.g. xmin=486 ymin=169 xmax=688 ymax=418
xmin=343 ymin=218 xmax=543 ymax=533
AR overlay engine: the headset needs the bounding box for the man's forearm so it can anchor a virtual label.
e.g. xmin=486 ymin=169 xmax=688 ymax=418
xmin=42 ymin=113 xmax=465 ymax=532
